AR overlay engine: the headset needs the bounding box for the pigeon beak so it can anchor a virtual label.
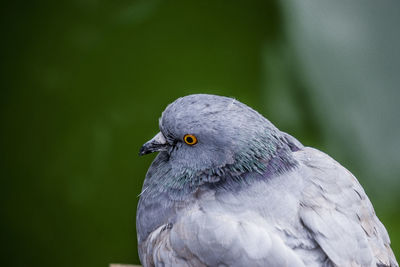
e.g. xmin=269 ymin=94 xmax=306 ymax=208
xmin=139 ymin=132 xmax=168 ymax=156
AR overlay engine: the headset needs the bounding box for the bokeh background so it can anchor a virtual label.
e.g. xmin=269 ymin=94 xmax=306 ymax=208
xmin=1 ymin=0 xmax=399 ymax=266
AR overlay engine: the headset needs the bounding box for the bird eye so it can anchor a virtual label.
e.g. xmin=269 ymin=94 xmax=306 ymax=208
xmin=183 ymin=134 xmax=197 ymax=145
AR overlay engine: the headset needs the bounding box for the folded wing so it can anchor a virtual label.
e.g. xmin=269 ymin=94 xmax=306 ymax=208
xmin=297 ymin=147 xmax=397 ymax=267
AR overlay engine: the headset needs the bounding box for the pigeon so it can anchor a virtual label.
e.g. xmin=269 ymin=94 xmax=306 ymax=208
xmin=137 ymin=94 xmax=397 ymax=267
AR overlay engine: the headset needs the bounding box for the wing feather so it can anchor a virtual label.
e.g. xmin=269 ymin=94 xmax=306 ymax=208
xmin=297 ymin=147 xmax=397 ymax=267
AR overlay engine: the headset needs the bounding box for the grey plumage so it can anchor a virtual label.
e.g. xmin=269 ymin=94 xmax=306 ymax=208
xmin=137 ymin=94 xmax=397 ymax=267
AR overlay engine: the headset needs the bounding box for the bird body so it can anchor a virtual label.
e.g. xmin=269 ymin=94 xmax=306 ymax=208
xmin=137 ymin=94 xmax=397 ymax=267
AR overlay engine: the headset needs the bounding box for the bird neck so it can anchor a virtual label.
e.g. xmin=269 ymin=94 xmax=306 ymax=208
xmin=140 ymin=133 xmax=299 ymax=201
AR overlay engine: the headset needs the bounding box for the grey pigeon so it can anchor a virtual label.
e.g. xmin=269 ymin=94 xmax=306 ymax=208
xmin=137 ymin=94 xmax=397 ymax=267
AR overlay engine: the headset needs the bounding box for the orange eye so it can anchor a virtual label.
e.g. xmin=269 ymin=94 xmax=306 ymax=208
xmin=183 ymin=134 xmax=197 ymax=145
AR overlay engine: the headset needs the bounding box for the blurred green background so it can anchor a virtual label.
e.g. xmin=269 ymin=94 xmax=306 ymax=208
xmin=1 ymin=0 xmax=398 ymax=266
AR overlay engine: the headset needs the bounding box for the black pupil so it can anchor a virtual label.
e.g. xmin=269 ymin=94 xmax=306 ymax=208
xmin=186 ymin=136 xmax=193 ymax=143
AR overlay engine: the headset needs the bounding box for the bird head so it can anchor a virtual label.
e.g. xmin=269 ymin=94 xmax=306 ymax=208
xmin=140 ymin=94 xmax=297 ymax=187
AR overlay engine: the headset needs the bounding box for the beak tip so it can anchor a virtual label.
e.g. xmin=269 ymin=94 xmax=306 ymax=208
xmin=139 ymin=146 xmax=147 ymax=156
xmin=139 ymin=132 xmax=168 ymax=156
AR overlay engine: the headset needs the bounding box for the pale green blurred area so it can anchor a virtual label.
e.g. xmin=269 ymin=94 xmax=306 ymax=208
xmin=0 ymin=1 xmax=398 ymax=266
